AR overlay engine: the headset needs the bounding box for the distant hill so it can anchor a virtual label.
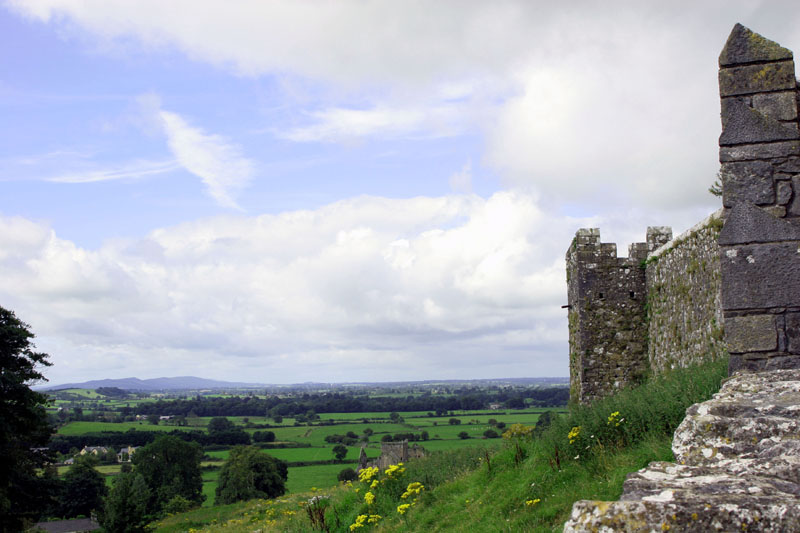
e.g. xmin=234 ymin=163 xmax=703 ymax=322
xmin=41 ymin=376 xmax=265 ymax=392
xmin=39 ymin=375 xmax=569 ymax=392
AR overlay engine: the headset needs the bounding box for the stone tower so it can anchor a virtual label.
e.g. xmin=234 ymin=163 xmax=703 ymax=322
xmin=566 ymin=227 xmax=671 ymax=404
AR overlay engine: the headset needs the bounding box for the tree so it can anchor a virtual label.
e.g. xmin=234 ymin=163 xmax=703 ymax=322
xmin=448 ymin=418 xmax=461 ymax=425
xmin=0 ymin=306 xmax=53 ymax=531
xmin=60 ymin=455 xmax=107 ymax=518
xmin=100 ymin=472 xmax=150 ymax=533
xmin=332 ymin=444 xmax=348 ymax=461
xmin=215 ymin=446 xmax=288 ymax=505
xmin=133 ymin=435 xmax=205 ymax=514
xmin=208 ymin=417 xmax=235 ymax=433
xmin=458 ymin=431 xmax=470 ymax=440
xmin=253 ymin=430 xmax=276 ymax=443
xmin=337 ymin=468 xmax=357 ymax=482
xmin=483 ymin=429 xmax=500 ymax=439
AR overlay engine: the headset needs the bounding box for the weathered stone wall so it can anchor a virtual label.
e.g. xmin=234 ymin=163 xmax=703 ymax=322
xmin=646 ymin=210 xmax=726 ymax=374
xmin=717 ymin=24 xmax=800 ymax=374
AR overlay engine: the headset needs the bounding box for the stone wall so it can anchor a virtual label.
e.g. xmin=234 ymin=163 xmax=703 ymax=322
xmin=566 ymin=220 xmax=729 ymax=403
xmin=645 ymin=210 xmax=726 ymax=374
xmin=717 ymin=24 xmax=800 ymax=374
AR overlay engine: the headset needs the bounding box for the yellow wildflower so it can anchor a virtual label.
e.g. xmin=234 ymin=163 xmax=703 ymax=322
xmin=568 ymin=426 xmax=581 ymax=444
xmin=502 ymin=423 xmax=534 ymax=440
xmin=358 ymin=466 xmax=379 ymax=482
xmin=397 ymin=503 xmax=412 ymax=515
xmin=350 ymin=514 xmax=368 ymax=531
xmin=401 ymin=481 xmax=425 ymax=499
xmin=525 ymin=498 xmax=541 ymax=506
xmin=364 ymin=491 xmax=375 ymax=505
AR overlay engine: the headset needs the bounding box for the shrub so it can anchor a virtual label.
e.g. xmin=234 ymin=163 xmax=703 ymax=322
xmin=338 ymin=468 xmax=357 ymax=482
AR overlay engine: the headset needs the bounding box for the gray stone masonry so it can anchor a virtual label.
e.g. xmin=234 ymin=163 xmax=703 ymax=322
xmin=357 ymin=440 xmax=425 ymax=471
xmin=718 ymin=23 xmax=800 ymax=219
xmin=566 ymin=228 xmax=669 ymax=404
xmin=718 ymin=25 xmax=800 ymax=373
xmin=646 ymin=211 xmax=725 ymax=374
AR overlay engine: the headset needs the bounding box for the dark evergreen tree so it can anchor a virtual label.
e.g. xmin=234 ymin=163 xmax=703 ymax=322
xmin=0 ymin=306 xmax=53 ymax=532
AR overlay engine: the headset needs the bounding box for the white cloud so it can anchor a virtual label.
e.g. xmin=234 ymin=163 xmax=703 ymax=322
xmin=46 ymin=158 xmax=179 ymax=183
xmin=0 ymin=191 xmax=589 ymax=384
xmin=280 ymin=103 xmax=467 ymax=143
xmin=159 ymin=110 xmax=253 ymax=210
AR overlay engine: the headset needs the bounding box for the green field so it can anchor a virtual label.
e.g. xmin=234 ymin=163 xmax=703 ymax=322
xmin=57 ymin=421 xmax=199 ymax=435
xmin=286 ymin=463 xmax=357 ymax=494
xmin=54 ymin=404 xmax=565 ymax=513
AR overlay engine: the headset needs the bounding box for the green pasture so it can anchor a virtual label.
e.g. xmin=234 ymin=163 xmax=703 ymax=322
xmin=201 ymin=468 xmax=220 ymax=506
xmin=271 ymin=422 xmax=410 ymax=446
xmin=54 ymin=388 xmax=104 ymax=399
xmin=286 ymin=463 xmax=355 ymax=494
xmin=56 ymin=421 xmax=199 ymax=435
xmin=206 ymin=444 xmax=380 ymax=464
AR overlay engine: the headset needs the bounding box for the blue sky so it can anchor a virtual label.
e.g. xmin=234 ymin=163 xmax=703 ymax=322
xmin=2 ymin=1 xmax=799 ymax=386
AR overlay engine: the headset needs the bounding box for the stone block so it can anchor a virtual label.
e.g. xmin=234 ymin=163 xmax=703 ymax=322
xmin=719 ymin=61 xmax=797 ymax=97
xmin=777 ymin=181 xmax=793 ymax=204
xmin=719 ymin=203 xmax=800 ymax=245
xmin=719 ymin=96 xmax=799 ymax=145
xmin=763 ymin=205 xmax=787 ymax=218
xmin=719 ymin=23 xmax=794 ymax=67
xmin=720 ymin=141 xmax=800 ymax=162
xmin=752 ymin=92 xmax=798 ymax=120
xmin=776 ymin=156 xmax=800 ymax=172
xmin=789 ymin=176 xmax=800 ymax=216
xmin=725 ymin=314 xmax=777 ymax=352
xmin=720 ymin=242 xmax=800 ymax=309
xmin=764 ymin=355 xmax=800 ymax=370
xmin=787 ymin=313 xmax=800 ymax=353
xmin=720 ymin=161 xmax=775 ymax=207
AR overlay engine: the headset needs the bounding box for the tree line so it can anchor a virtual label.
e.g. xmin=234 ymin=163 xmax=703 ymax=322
xmin=123 ymin=387 xmax=568 ymax=418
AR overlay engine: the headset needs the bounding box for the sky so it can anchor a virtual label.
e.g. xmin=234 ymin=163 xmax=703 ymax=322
xmin=2 ymin=1 xmax=800 ymax=386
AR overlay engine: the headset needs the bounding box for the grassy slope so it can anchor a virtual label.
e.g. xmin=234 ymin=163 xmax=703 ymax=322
xmin=158 ymin=356 xmax=727 ymax=532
